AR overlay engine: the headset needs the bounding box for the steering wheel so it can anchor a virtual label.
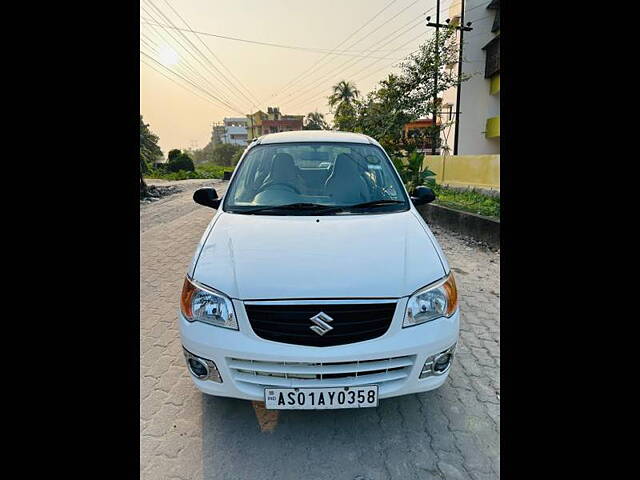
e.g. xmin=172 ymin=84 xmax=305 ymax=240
xmin=255 ymin=181 xmax=301 ymax=195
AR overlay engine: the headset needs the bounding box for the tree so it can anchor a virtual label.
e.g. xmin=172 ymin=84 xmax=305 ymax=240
xmin=303 ymin=111 xmax=329 ymax=130
xmin=328 ymin=80 xmax=360 ymax=109
xmin=230 ymin=148 xmax=244 ymax=166
xmin=334 ymin=26 xmax=467 ymax=160
xmin=399 ymin=26 xmax=462 ymax=151
xmin=140 ymin=115 xmax=163 ymax=197
xmin=189 ymin=142 xmax=216 ymax=165
xmin=353 ymin=74 xmax=414 ymax=157
xmin=168 ymin=149 xmax=182 ymax=162
xmin=167 ymin=152 xmax=195 ymax=172
xmin=211 ymin=143 xmax=243 ymax=167
xmin=328 ymin=80 xmax=361 ymax=131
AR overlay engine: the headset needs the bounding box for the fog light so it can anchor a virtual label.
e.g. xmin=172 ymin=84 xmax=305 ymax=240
xmin=420 ymin=343 xmax=456 ymax=379
xmin=188 ymin=358 xmax=209 ymax=378
xmin=433 ymin=353 xmax=452 ymax=373
xmin=183 ymin=347 xmax=223 ymax=383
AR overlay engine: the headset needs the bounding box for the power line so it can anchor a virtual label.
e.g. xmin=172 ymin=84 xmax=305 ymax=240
xmin=143 ymin=0 xmax=252 ymax=110
xmin=140 ymin=36 xmax=245 ymax=113
xmin=277 ymin=0 xmax=426 ymax=103
xmin=141 ymin=43 xmax=244 ymax=113
xmin=286 ymin=29 xmax=429 ymax=112
xmin=160 ymin=0 xmax=262 ymax=108
xmin=285 ymin=1 xmax=461 ymax=112
xmin=425 ymin=0 xmax=473 ymax=155
xmin=140 ymin=51 xmax=246 ymax=114
xmin=269 ymin=0 xmax=401 ymax=102
xmin=140 ymin=19 xmax=412 ymax=59
xmin=141 ymin=57 xmax=224 ymax=108
xmin=140 ymin=5 xmax=246 ymax=111
xmin=282 ymin=2 xmax=443 ymax=106
xmin=281 ymin=16 xmax=424 ymax=107
xmin=142 ymin=0 xmax=254 ymax=112
xmin=140 ymin=29 xmax=242 ymax=111
xmin=284 ymin=0 xmax=465 ymax=113
xmin=282 ymin=3 xmax=438 ymax=110
xmin=140 ymin=21 xmax=246 ymax=112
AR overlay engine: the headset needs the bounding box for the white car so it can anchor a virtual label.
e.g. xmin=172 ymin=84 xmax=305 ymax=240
xmin=179 ymin=130 xmax=459 ymax=410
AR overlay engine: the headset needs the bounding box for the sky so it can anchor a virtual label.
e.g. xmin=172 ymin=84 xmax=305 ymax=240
xmin=140 ymin=0 xmax=450 ymax=154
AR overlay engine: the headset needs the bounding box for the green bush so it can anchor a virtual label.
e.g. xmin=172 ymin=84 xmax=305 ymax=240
xmin=432 ymin=184 xmax=500 ymax=218
xmin=195 ymin=163 xmax=234 ymax=178
xmin=167 ymin=153 xmax=195 ymax=173
xmin=392 ymin=152 xmax=436 ymax=192
xmin=144 ymin=162 xmax=234 ymax=181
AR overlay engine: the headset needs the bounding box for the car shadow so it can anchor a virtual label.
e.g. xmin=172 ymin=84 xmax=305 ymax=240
xmin=200 ymin=384 xmax=483 ymax=480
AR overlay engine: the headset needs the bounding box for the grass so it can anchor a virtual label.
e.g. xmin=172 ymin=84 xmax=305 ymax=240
xmin=432 ymin=184 xmax=500 ymax=219
xmin=145 ymin=162 xmax=234 ymax=181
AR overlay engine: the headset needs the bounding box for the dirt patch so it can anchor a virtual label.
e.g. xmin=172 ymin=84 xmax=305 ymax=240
xmin=140 ymin=184 xmax=182 ymax=205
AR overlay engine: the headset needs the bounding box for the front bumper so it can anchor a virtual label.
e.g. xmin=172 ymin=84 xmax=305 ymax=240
xmin=179 ymin=297 xmax=459 ymax=401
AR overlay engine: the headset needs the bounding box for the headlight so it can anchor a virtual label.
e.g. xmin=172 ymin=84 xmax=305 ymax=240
xmin=403 ymin=273 xmax=458 ymax=327
xmin=180 ymin=277 xmax=238 ymax=329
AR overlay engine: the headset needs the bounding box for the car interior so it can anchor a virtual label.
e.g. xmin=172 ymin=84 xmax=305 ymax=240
xmin=232 ymin=145 xmax=398 ymax=206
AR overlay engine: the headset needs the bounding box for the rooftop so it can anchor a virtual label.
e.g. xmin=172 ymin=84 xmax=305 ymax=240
xmin=258 ymin=130 xmax=375 ymax=145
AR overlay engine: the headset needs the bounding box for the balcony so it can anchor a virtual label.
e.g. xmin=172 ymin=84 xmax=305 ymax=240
xmin=482 ymin=36 xmax=500 ymax=79
xmin=485 ymin=116 xmax=500 ymax=138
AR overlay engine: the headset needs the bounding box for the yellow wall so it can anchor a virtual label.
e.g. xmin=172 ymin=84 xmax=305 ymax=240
xmin=423 ymin=154 xmax=500 ymax=190
xmin=490 ymin=74 xmax=500 ymax=95
xmin=485 ymin=117 xmax=500 ymax=138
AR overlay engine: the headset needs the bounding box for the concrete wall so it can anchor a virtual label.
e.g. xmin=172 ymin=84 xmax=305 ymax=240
xmin=424 ymin=154 xmax=500 ymax=190
xmin=458 ymin=0 xmax=500 ymax=155
xmin=417 ymin=203 xmax=500 ymax=249
xmin=438 ymin=0 xmax=500 ymax=156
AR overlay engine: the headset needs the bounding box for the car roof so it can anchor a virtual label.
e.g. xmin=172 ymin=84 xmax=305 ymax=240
xmin=256 ymin=130 xmax=377 ymax=145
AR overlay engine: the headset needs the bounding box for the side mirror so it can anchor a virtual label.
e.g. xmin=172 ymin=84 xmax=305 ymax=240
xmin=411 ymin=186 xmax=436 ymax=206
xmin=193 ymin=188 xmax=221 ymax=209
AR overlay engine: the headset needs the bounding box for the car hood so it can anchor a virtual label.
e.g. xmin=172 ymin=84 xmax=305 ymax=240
xmin=193 ymin=210 xmax=446 ymax=300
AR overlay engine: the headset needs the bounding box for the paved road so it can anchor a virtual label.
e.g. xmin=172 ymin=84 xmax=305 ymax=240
xmin=140 ymin=180 xmax=500 ymax=480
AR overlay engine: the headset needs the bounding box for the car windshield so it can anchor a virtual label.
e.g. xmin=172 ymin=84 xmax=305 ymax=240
xmin=223 ymin=142 xmax=409 ymax=215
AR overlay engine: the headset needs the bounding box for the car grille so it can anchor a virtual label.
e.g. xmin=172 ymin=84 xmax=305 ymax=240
xmin=244 ymin=302 xmax=397 ymax=347
xmin=228 ymin=356 xmax=415 ymax=391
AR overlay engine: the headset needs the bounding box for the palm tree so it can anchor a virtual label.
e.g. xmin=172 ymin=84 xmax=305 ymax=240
xmin=328 ymin=80 xmax=360 ymax=110
xmin=303 ymin=111 xmax=329 ymax=130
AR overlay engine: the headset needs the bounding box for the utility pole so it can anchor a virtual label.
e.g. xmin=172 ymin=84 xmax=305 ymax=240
xmin=428 ymin=0 xmax=440 ymax=156
xmin=453 ymin=0 xmax=473 ymax=155
xmin=426 ymin=0 xmax=473 ymax=156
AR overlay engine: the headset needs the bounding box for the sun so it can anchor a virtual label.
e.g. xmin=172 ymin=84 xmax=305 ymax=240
xmin=157 ymin=45 xmax=180 ymax=67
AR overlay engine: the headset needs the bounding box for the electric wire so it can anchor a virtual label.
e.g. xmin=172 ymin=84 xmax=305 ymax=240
xmin=142 ymin=0 xmax=254 ymax=112
xmin=140 ymin=19 xmax=246 ymax=112
xmin=269 ymin=0 xmax=401 ymax=101
xmin=160 ymin=0 xmax=262 ymax=108
xmin=274 ymin=0 xmax=426 ymax=102
xmin=282 ymin=2 xmax=440 ymax=110
xmin=140 ymin=51 xmax=246 ymax=114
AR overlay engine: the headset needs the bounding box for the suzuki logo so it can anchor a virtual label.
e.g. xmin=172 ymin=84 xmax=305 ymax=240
xmin=309 ymin=311 xmax=334 ymax=336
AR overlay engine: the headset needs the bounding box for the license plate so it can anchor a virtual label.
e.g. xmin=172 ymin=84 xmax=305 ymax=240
xmin=264 ymin=386 xmax=379 ymax=410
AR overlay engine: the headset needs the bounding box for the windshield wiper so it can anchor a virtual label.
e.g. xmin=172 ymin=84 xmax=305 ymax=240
xmin=344 ymin=199 xmax=405 ymax=209
xmin=234 ymin=203 xmax=339 ymax=214
xmin=233 ymin=200 xmax=405 ymax=215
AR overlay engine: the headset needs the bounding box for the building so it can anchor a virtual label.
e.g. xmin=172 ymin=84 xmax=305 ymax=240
xmin=246 ymin=107 xmax=304 ymax=141
xmin=440 ymin=0 xmax=500 ymax=155
xmin=402 ymin=118 xmax=441 ymax=154
xmin=211 ymin=117 xmax=249 ymax=146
